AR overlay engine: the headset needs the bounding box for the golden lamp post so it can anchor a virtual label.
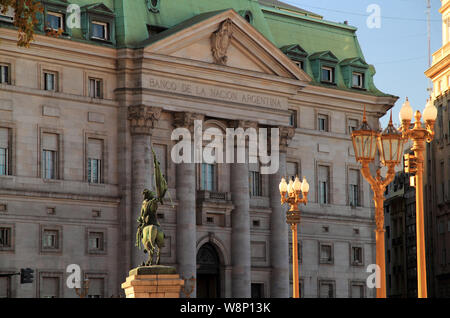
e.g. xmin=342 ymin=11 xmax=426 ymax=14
xmin=279 ymin=176 xmax=309 ymax=298
xmin=398 ymin=97 xmax=437 ymax=298
xmin=351 ymin=108 xmax=404 ymax=298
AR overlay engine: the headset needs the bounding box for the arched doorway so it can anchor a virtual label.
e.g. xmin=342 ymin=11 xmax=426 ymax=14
xmin=196 ymin=243 xmax=221 ymax=298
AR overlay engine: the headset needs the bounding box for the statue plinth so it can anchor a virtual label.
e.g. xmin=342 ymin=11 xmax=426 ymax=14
xmin=121 ymin=266 xmax=184 ymax=298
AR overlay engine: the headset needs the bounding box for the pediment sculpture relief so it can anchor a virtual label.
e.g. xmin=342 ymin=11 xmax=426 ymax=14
xmin=211 ymin=19 xmax=233 ymax=65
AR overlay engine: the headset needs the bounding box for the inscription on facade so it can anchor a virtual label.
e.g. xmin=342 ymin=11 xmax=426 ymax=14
xmin=147 ymin=76 xmax=285 ymax=109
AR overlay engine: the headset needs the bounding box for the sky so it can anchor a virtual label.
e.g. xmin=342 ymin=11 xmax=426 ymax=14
xmin=282 ymin=0 xmax=442 ymax=127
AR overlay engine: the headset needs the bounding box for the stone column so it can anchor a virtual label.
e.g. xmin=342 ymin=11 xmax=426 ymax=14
xmin=128 ymin=105 xmax=162 ymax=268
xmin=173 ymin=112 xmax=204 ymax=298
xmin=269 ymin=126 xmax=294 ymax=298
xmin=229 ymin=120 xmax=257 ymax=298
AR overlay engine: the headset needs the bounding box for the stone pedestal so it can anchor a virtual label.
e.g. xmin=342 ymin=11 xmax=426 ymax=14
xmin=121 ymin=266 xmax=185 ymax=298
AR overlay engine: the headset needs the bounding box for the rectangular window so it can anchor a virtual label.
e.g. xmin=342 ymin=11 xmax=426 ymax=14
xmin=348 ymin=119 xmax=359 ymax=134
xmin=318 ymin=165 xmax=330 ymax=204
xmin=88 ymin=159 xmax=101 ymax=184
xmin=249 ymin=169 xmax=262 ymax=197
xmin=0 ymin=128 xmax=9 ymax=176
xmin=87 ymin=278 xmax=104 ymax=298
xmin=352 ymin=72 xmax=364 ymax=88
xmin=251 ymin=283 xmax=264 ymax=298
xmin=41 ymin=133 xmax=58 ymax=179
xmin=0 ymin=6 xmax=14 ymax=23
xmin=46 ymin=12 xmax=63 ymax=31
xmin=92 ymin=21 xmax=108 ymax=40
xmin=200 ymin=163 xmax=216 ymax=192
xmin=321 ymin=66 xmax=334 ymax=83
xmin=351 ymin=284 xmax=364 ymax=298
xmin=41 ymin=277 xmax=59 ymax=298
xmin=294 ymin=61 xmax=304 ymax=70
xmin=318 ymin=114 xmax=329 ymax=132
xmin=289 ymin=109 xmax=297 ymax=127
xmin=286 ymin=162 xmax=298 ymax=183
xmin=89 ymin=78 xmax=103 ymax=98
xmin=320 ymin=244 xmax=333 ymax=263
xmin=319 ymin=281 xmax=334 ymax=298
xmin=87 ymin=138 xmax=103 ymax=184
xmin=0 ymin=276 xmax=11 ymax=298
xmin=0 ymin=227 xmax=11 ymax=248
xmin=44 ymin=72 xmax=57 ymax=91
xmin=89 ymin=232 xmax=104 ymax=251
xmin=0 ymin=64 xmax=9 ymax=84
xmin=352 ymin=246 xmax=363 ymax=265
xmin=42 ymin=230 xmax=59 ymax=249
xmin=349 ymin=169 xmax=360 ymax=206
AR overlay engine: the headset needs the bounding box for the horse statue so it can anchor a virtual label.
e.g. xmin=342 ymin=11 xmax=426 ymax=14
xmin=137 ymin=189 xmax=165 ymax=266
xmin=135 ymin=147 xmax=171 ymax=266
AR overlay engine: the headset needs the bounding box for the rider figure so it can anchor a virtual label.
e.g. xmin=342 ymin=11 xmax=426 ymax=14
xmin=136 ymin=189 xmax=162 ymax=249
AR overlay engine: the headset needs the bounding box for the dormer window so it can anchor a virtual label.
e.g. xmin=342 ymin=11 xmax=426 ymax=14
xmin=80 ymin=3 xmax=115 ymax=45
xmin=352 ymin=72 xmax=364 ymax=88
xmin=280 ymin=44 xmax=308 ymax=71
xmin=339 ymin=57 xmax=369 ymax=90
xmin=92 ymin=21 xmax=108 ymax=40
xmin=309 ymin=51 xmax=338 ymax=84
xmin=0 ymin=6 xmax=14 ymax=23
xmin=321 ymin=66 xmax=334 ymax=83
xmin=46 ymin=11 xmax=64 ymax=31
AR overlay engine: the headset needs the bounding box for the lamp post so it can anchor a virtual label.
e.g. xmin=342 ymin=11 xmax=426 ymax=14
xmin=351 ymin=108 xmax=404 ymax=298
xmin=399 ymin=97 xmax=437 ymax=298
xmin=279 ymin=176 xmax=309 ymax=298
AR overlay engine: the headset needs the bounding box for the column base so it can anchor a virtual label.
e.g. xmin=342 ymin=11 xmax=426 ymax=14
xmin=121 ymin=266 xmax=185 ymax=298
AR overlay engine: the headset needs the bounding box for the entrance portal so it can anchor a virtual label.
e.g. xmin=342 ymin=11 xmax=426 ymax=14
xmin=196 ymin=243 xmax=220 ymax=298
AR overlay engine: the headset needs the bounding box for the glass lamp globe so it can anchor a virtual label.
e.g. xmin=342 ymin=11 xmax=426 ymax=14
xmin=279 ymin=177 xmax=288 ymax=193
xmin=301 ymin=177 xmax=309 ymax=193
xmin=422 ymin=98 xmax=437 ymax=122
xmin=293 ymin=176 xmax=302 ymax=192
xmin=399 ymin=97 xmax=413 ymax=123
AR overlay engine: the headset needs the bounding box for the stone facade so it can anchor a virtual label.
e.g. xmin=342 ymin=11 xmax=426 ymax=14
xmin=424 ymin=0 xmax=450 ymax=298
xmin=0 ymin=1 xmax=397 ymax=298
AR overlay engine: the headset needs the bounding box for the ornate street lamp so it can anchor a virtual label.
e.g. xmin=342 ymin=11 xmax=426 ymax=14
xmin=351 ymin=108 xmax=404 ymax=298
xmin=399 ymin=97 xmax=437 ymax=298
xmin=279 ymin=176 xmax=309 ymax=298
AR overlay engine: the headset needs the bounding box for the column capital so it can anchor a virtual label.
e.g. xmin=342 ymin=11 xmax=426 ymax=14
xmin=128 ymin=105 xmax=162 ymax=135
xmin=279 ymin=126 xmax=295 ymax=153
xmin=173 ymin=112 xmax=205 ymax=131
xmin=228 ymin=119 xmax=258 ymax=130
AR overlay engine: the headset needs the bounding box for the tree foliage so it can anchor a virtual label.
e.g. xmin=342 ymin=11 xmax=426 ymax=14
xmin=0 ymin=0 xmax=43 ymax=47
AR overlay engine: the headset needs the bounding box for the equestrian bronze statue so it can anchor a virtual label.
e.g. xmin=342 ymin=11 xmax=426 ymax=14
xmin=135 ymin=147 xmax=170 ymax=266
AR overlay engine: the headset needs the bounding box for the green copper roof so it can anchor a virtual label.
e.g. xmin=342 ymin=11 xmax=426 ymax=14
xmin=24 ymin=0 xmax=394 ymax=98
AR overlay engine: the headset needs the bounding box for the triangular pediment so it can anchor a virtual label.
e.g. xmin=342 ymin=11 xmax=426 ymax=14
xmin=143 ymin=9 xmax=310 ymax=81
xmin=309 ymin=50 xmax=339 ymax=64
xmin=340 ymin=57 xmax=369 ymax=69
xmin=82 ymin=3 xmax=114 ymax=15
xmin=280 ymin=44 xmax=308 ymax=61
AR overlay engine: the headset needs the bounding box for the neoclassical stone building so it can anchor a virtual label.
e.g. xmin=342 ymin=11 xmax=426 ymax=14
xmin=424 ymin=0 xmax=450 ymax=298
xmin=0 ymin=0 xmax=396 ymax=298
